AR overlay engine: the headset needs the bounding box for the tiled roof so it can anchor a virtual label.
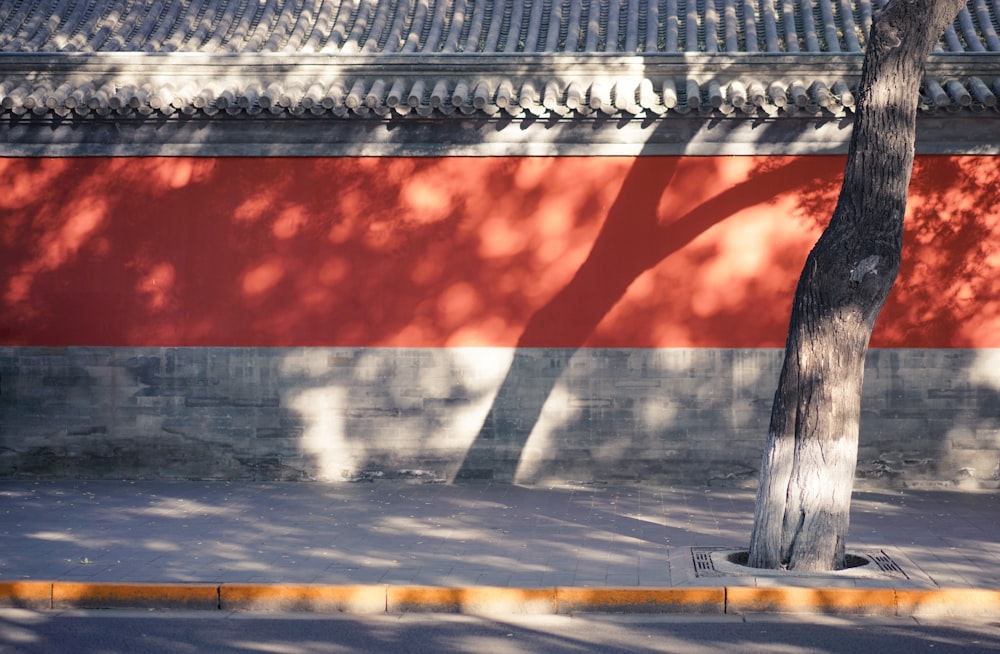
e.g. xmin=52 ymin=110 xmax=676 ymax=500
xmin=0 ymin=0 xmax=998 ymax=122
xmin=2 ymin=0 xmax=998 ymax=55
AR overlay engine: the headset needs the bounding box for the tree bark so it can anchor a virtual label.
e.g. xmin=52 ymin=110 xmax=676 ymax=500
xmin=747 ymin=0 xmax=967 ymax=571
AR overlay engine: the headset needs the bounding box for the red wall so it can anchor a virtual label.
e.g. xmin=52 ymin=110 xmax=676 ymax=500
xmin=2 ymin=155 xmax=997 ymax=348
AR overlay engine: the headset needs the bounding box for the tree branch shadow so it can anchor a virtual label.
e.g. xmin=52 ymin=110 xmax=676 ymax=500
xmin=456 ymin=154 xmax=844 ymax=481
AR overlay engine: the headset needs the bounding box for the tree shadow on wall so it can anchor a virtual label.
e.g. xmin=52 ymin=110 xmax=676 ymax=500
xmin=449 ymin=149 xmax=1000 ymax=485
xmin=455 ymin=152 xmax=846 ymax=482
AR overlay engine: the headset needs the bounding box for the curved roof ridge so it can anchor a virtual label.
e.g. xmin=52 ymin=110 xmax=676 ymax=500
xmin=0 ymin=0 xmax=997 ymax=55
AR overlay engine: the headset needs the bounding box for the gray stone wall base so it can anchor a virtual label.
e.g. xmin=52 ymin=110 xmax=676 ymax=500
xmin=1 ymin=347 xmax=998 ymax=487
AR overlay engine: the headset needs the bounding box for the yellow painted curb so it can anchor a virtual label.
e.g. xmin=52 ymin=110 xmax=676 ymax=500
xmin=0 ymin=581 xmax=52 ymax=609
xmin=51 ymin=582 xmax=220 ymax=610
xmin=556 ymin=588 xmax=725 ymax=614
xmin=726 ymin=587 xmax=898 ymax=616
xmin=895 ymin=588 xmax=1000 ymax=619
xmin=3 ymin=581 xmax=998 ymax=617
xmin=221 ymin=584 xmax=386 ymax=613
xmin=386 ymin=586 xmax=557 ymax=614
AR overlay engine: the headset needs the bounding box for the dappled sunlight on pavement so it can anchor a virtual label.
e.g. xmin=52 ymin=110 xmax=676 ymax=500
xmin=0 ymin=481 xmax=996 ymax=593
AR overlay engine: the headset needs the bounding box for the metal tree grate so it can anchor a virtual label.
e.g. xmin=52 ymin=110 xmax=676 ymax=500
xmin=868 ymin=550 xmax=909 ymax=576
xmin=691 ymin=546 xmax=910 ymax=579
xmin=692 ymin=548 xmax=719 ymax=575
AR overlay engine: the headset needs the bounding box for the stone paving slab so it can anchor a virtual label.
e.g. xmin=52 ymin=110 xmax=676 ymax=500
xmin=0 ymin=481 xmax=998 ymax=615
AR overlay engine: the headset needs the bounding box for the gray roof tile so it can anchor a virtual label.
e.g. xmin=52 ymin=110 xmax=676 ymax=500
xmin=3 ymin=0 xmax=996 ymax=55
xmin=0 ymin=0 xmax=998 ymax=120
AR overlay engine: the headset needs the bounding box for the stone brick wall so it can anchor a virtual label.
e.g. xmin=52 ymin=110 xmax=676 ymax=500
xmin=1 ymin=346 xmax=998 ymax=487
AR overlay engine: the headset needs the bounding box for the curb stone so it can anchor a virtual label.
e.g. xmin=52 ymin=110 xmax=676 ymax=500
xmin=2 ymin=582 xmax=999 ymax=617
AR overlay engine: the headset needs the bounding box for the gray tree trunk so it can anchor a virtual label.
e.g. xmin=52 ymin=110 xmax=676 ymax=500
xmin=747 ymin=0 xmax=968 ymax=572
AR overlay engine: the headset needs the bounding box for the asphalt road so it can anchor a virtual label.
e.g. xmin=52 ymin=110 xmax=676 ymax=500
xmin=1 ymin=610 xmax=999 ymax=653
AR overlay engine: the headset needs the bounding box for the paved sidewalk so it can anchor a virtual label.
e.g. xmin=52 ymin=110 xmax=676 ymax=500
xmin=1 ymin=481 xmax=998 ymax=615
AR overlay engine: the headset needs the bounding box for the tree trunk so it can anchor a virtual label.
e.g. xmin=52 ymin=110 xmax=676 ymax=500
xmin=747 ymin=0 xmax=967 ymax=571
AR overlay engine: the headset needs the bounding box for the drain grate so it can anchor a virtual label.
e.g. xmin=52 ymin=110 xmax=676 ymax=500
xmin=691 ymin=546 xmax=910 ymax=579
xmin=691 ymin=547 xmax=728 ymax=577
xmin=868 ymin=550 xmax=907 ymax=575
xmin=692 ymin=548 xmax=717 ymax=575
